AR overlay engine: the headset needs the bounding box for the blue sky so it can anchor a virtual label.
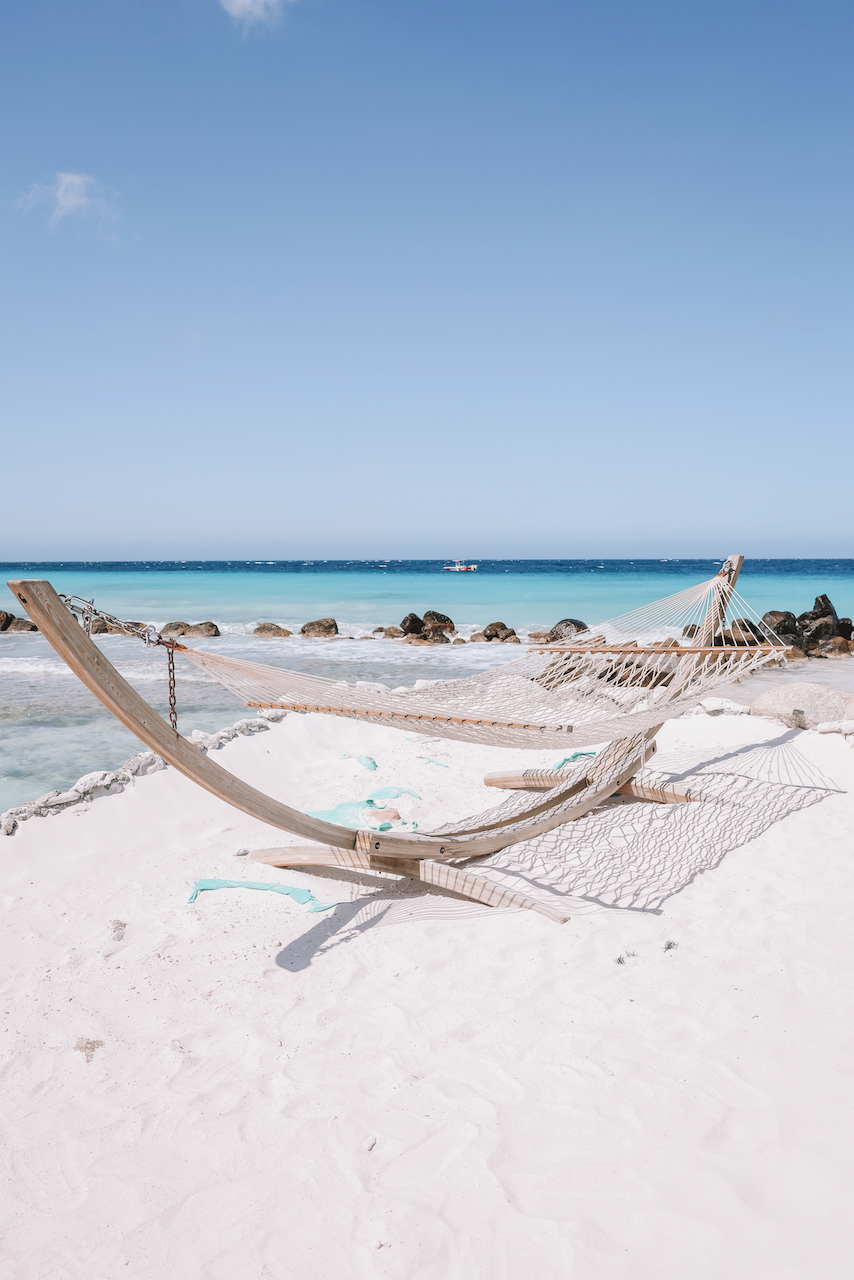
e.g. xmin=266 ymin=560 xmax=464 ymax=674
xmin=2 ymin=0 xmax=852 ymax=559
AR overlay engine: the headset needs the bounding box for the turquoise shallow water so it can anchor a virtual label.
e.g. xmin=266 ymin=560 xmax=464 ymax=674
xmin=2 ymin=559 xmax=853 ymax=811
xmin=5 ymin=559 xmax=854 ymax=632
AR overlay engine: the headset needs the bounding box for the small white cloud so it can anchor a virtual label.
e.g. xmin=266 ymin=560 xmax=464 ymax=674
xmin=19 ymin=172 xmax=120 ymax=230
xmin=219 ymin=0 xmax=294 ymax=24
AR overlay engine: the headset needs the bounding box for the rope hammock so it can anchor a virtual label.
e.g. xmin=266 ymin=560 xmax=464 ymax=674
xmin=151 ymin=556 xmax=788 ymax=750
xmin=4 ymin=561 xmax=802 ymax=924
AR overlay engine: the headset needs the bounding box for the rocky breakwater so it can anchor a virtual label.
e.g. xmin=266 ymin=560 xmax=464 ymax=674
xmin=761 ymin=594 xmax=852 ymax=659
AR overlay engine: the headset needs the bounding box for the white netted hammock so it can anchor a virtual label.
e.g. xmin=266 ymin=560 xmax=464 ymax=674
xmin=168 ymin=556 xmax=788 ymax=750
xmin=5 ymin=559 xmax=794 ymax=925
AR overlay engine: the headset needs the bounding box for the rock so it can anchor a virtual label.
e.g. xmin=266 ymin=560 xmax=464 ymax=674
xmin=798 ymin=594 xmax=839 ymax=627
xmin=6 ymin=617 xmax=38 ymax=632
xmin=731 ymin=618 xmax=762 ymax=640
xmin=750 ymin=683 xmax=854 ymax=728
xmin=801 ymin=616 xmax=836 ymax=643
xmin=372 ymin=626 xmax=386 ymax=634
xmin=300 ymin=618 xmax=338 ymax=638
xmin=453 ymin=637 xmax=466 ymax=645
xmin=0 ymin=611 xmax=14 ymax=632
xmin=421 ymin=627 xmax=450 ymax=644
xmin=422 ymin=611 xmax=455 ymax=633
xmin=816 ymin=719 xmax=854 ymax=735
xmin=814 ymin=637 xmax=851 ymax=657
xmin=360 ymin=635 xmax=375 ymax=640
xmin=383 ymin=626 xmax=405 ymax=638
xmin=546 ymin=618 xmax=588 ymax=643
xmin=469 ymin=632 xmax=489 ymax=642
xmin=762 ymin=610 xmax=798 ymax=635
xmin=105 ymin=621 xmax=146 ymax=635
xmin=717 ymin=629 xmax=749 ymax=647
xmin=482 ymin=622 xmax=518 ymax=641
xmin=88 ymin=618 xmax=109 ymax=634
xmin=814 ymin=594 xmax=839 ymax=624
xmin=400 ymin=613 xmax=423 ymax=635
xmin=254 ymin=623 xmax=292 ymax=637
xmin=838 ymin=618 xmax=853 ymax=641
xmin=183 ymin=622 xmax=220 ymax=637
xmin=409 ymin=637 xmax=433 ymax=647
xmin=502 ymin=634 xmax=521 ymax=643
xmin=161 ymin=621 xmax=189 ymax=636
xmin=528 ymin=631 xmax=550 ymax=642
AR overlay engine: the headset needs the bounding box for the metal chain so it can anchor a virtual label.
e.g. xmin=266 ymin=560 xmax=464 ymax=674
xmin=60 ymin=593 xmax=180 ymax=729
xmin=167 ymin=646 xmax=178 ymax=731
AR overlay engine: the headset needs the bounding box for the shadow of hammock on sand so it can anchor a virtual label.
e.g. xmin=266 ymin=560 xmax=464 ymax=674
xmin=275 ymin=734 xmax=840 ymax=968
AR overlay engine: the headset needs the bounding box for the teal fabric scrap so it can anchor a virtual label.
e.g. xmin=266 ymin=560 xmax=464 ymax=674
xmin=339 ymin=754 xmax=377 ymax=770
xmin=551 ymin=751 xmax=597 ymax=770
xmin=424 ymin=758 xmax=449 ymax=768
xmin=188 ymin=879 xmax=339 ymax=911
xmin=306 ymin=798 xmax=417 ymax=832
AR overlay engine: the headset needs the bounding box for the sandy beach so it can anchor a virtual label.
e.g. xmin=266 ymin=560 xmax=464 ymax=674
xmin=2 ymin=699 xmax=852 ymax=1278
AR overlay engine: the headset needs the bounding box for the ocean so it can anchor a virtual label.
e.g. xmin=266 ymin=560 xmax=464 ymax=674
xmin=3 ymin=559 xmax=854 ymax=812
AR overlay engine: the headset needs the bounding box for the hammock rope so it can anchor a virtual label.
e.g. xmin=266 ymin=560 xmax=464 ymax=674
xmin=61 ymin=560 xmax=789 ymax=752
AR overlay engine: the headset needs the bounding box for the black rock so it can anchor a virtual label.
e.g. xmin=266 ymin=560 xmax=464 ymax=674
xmin=838 ymin=618 xmax=853 ymax=641
xmin=798 ymin=594 xmax=839 ymax=626
xmin=762 ymin=611 xmax=798 ymax=635
xmin=422 ymin=610 xmax=455 ymax=633
xmin=483 ymin=621 xmax=509 ymax=640
xmin=6 ymin=617 xmax=38 ymax=632
xmin=161 ymin=621 xmax=189 ymax=636
xmin=422 ymin=627 xmax=451 ymax=644
xmin=0 ymin=611 xmax=14 ymax=632
xmin=801 ymin=616 xmax=836 ymax=643
xmin=400 ymin=613 xmax=423 ymax=635
xmin=546 ymin=618 xmax=588 ymax=643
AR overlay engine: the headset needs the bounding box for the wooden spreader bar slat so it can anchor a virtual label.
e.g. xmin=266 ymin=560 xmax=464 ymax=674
xmin=245 ymin=700 xmax=559 ymax=732
xmin=533 ymin=644 xmax=789 ymax=655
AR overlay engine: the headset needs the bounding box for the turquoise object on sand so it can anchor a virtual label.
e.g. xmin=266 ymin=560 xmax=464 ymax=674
xmin=306 ymin=797 xmax=418 ymax=832
xmin=551 ymin=751 xmax=597 ymax=770
xmin=339 ymin=754 xmax=377 ymax=770
xmin=368 ymin=786 xmax=421 ymax=801
xmin=188 ymin=880 xmax=339 ymax=911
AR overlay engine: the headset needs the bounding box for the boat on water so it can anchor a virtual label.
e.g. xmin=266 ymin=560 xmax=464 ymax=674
xmin=443 ymin=560 xmax=478 ymax=572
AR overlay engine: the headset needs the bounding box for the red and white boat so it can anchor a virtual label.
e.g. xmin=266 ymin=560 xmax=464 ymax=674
xmin=443 ymin=560 xmax=478 ymax=571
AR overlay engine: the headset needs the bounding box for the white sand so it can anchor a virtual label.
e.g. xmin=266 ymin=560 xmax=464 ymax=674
xmin=2 ymin=709 xmax=853 ymax=1278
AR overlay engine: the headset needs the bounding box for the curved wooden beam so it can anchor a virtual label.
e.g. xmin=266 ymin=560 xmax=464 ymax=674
xmin=8 ymin=579 xmax=359 ymax=848
xmin=8 ymin=579 xmax=652 ymax=865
